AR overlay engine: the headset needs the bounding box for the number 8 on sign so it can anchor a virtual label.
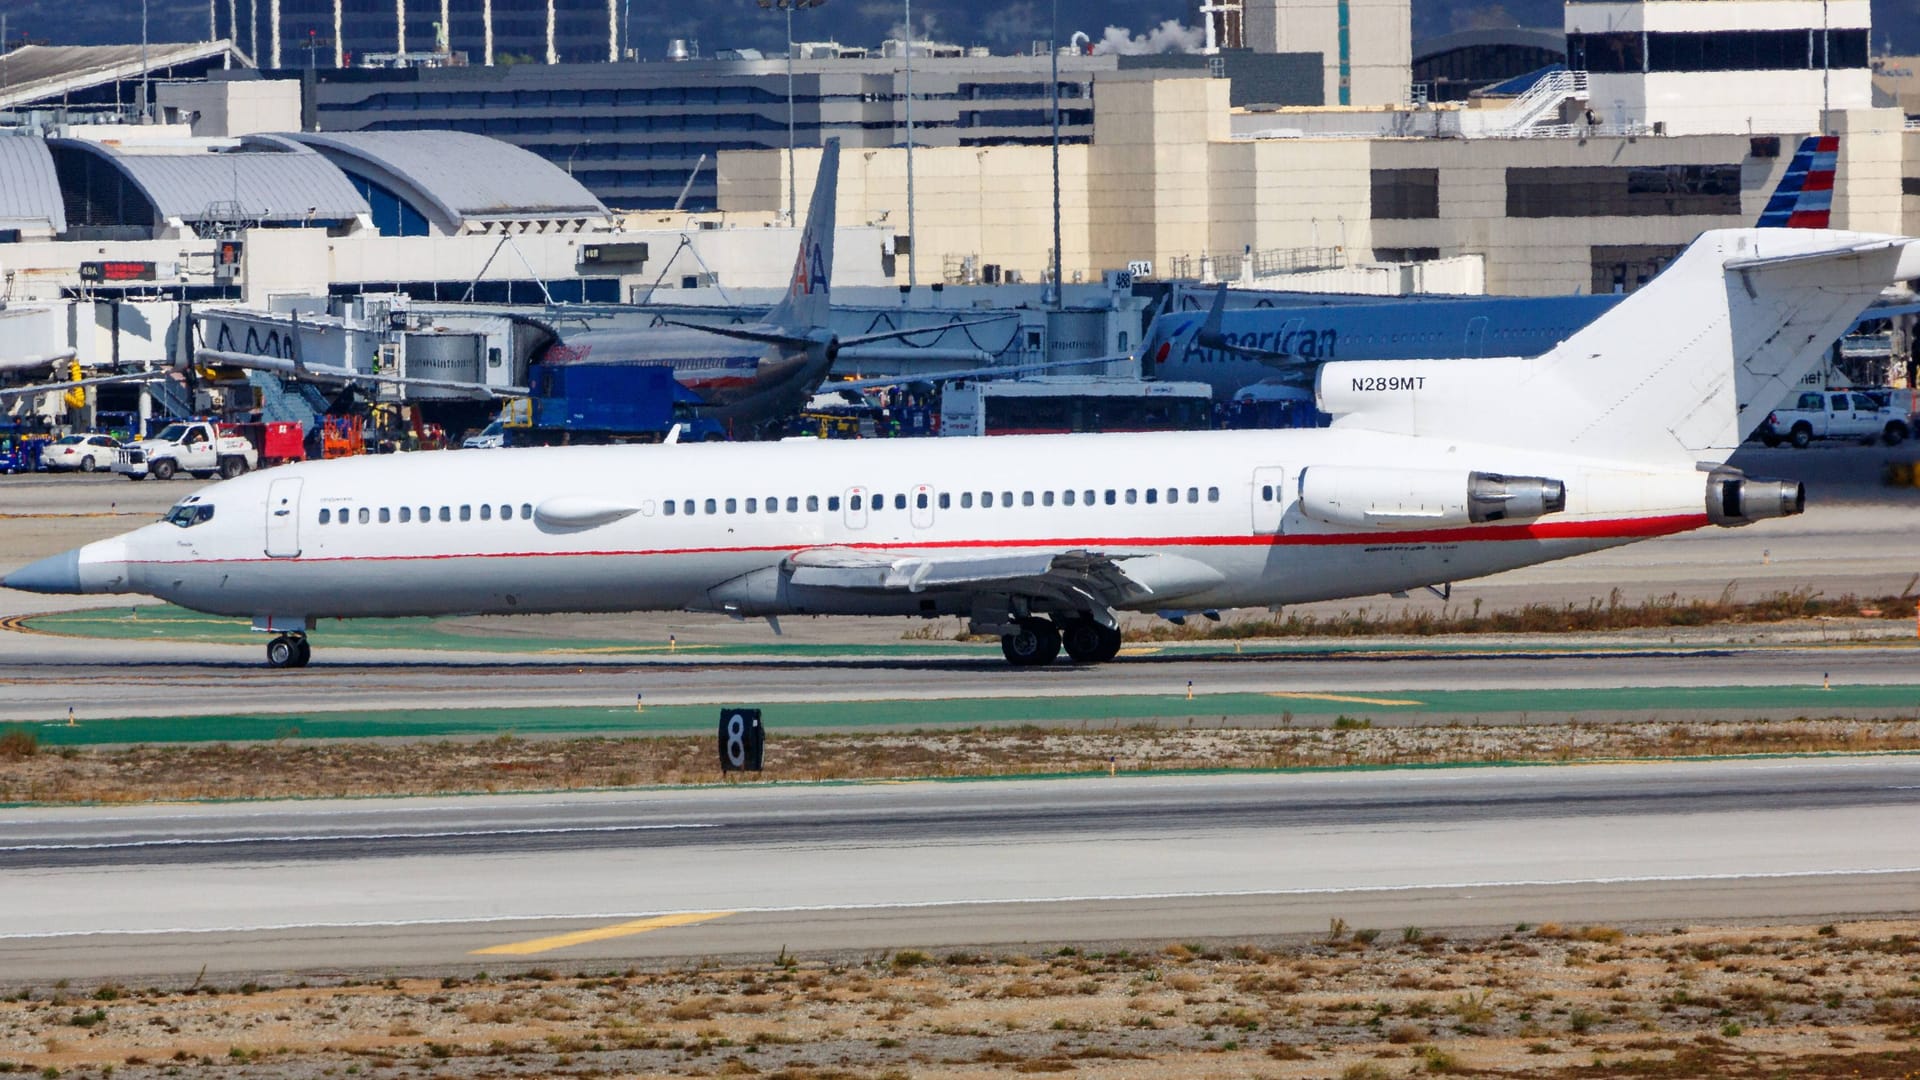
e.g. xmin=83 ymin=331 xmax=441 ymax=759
xmin=718 ymin=708 xmax=764 ymax=772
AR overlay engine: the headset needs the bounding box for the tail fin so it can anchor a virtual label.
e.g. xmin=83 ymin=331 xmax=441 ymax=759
xmin=764 ymin=138 xmax=840 ymax=330
xmin=1756 ymin=136 xmax=1837 ymax=228
xmin=1327 ymin=229 xmax=1913 ymax=465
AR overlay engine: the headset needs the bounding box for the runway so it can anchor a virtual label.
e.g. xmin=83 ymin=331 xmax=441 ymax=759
xmin=2 ymin=757 xmax=1916 ymax=981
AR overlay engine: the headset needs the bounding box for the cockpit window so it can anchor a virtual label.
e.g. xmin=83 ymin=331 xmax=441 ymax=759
xmin=164 ymin=503 xmax=215 ymax=528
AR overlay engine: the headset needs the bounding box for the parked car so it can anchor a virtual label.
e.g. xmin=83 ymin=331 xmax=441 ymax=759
xmin=462 ymin=419 xmax=505 ymax=449
xmin=1757 ymin=390 xmax=1910 ymax=447
xmin=43 ymin=433 xmax=122 ymax=472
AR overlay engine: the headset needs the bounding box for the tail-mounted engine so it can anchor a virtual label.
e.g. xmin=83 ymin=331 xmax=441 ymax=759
xmin=1705 ymin=466 xmax=1804 ymax=526
xmin=1299 ymin=466 xmax=1566 ymax=530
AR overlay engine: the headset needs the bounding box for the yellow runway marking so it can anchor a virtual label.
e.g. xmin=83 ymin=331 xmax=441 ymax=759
xmin=471 ymin=911 xmax=734 ymax=956
xmin=1266 ymin=691 xmax=1425 ymax=706
xmin=1115 ymin=647 xmax=1163 ymax=657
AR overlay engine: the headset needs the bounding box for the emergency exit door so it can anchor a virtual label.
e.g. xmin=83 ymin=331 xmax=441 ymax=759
xmin=265 ymin=477 xmax=303 ymax=558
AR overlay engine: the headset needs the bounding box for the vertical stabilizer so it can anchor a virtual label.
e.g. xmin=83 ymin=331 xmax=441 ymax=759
xmin=1756 ymin=136 xmax=1838 ymax=228
xmin=1325 ymin=229 xmax=1914 ymax=465
xmin=764 ymin=139 xmax=840 ymax=331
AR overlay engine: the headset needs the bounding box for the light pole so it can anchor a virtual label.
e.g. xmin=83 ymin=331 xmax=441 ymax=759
xmin=759 ymin=0 xmax=824 ymax=227
xmin=903 ymin=0 xmax=915 ymax=286
xmin=1050 ymin=0 xmax=1061 ymax=309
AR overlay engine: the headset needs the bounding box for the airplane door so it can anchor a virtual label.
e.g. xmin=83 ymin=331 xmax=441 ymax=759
xmin=1250 ymin=466 xmax=1288 ymax=535
xmin=910 ymin=484 xmax=936 ymax=529
xmin=1464 ymin=316 xmax=1489 ymax=357
xmin=265 ymin=477 xmax=303 ymax=558
xmin=843 ymin=486 xmax=869 ymax=530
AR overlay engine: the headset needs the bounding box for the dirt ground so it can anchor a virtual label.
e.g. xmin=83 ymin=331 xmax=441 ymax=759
xmin=1 ymin=920 xmax=1917 ymax=1079
xmin=4 ymin=718 xmax=1920 ymax=803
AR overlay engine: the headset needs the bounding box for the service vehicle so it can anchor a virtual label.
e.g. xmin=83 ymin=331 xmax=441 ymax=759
xmin=114 ymin=420 xmax=259 ymax=481
xmin=44 ymin=433 xmax=121 ymax=472
xmin=1756 ymin=389 xmax=1909 ymax=447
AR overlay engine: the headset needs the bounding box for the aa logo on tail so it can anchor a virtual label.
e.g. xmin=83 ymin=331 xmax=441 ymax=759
xmin=791 ymin=240 xmax=828 ymax=295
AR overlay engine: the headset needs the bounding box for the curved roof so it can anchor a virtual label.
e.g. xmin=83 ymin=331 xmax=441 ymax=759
xmin=50 ymin=139 xmax=369 ymax=226
xmin=279 ymin=131 xmax=610 ymax=234
xmin=0 ymin=136 xmax=66 ymax=235
xmin=1413 ymin=28 xmax=1567 ymax=64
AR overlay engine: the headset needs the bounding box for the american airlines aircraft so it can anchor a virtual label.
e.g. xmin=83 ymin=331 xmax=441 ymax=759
xmin=1137 ymin=135 xmax=1845 ymax=400
xmin=6 ymin=226 xmax=1910 ymax=668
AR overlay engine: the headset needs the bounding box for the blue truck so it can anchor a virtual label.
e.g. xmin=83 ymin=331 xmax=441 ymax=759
xmin=502 ymin=364 xmax=727 ymax=446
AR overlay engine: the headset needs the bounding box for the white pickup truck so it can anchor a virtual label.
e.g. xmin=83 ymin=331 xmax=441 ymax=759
xmin=114 ymin=421 xmax=259 ymax=481
xmin=1757 ymin=390 xmax=1910 ymax=448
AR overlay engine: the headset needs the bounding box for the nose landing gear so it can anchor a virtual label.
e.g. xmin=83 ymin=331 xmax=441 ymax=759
xmin=266 ymin=633 xmax=312 ymax=668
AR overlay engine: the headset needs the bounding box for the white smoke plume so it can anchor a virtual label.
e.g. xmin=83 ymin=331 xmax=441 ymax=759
xmin=1089 ymin=19 xmax=1204 ymax=55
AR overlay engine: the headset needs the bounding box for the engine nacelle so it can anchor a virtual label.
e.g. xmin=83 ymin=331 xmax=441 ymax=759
xmin=1705 ymin=467 xmax=1804 ymax=526
xmin=1298 ymin=466 xmax=1566 ymax=530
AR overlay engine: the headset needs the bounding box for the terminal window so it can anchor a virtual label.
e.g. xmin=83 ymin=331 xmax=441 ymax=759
xmin=1507 ymin=165 xmax=1741 ymax=218
xmin=1370 ymin=170 xmax=1439 ymax=219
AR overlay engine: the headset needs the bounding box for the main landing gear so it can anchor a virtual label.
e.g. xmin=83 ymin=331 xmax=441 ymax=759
xmin=266 ymin=633 xmax=312 ymax=668
xmin=999 ymin=616 xmax=1123 ymax=667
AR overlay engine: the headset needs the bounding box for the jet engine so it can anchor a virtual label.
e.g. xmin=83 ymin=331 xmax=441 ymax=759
xmin=1299 ymin=466 xmax=1566 ymax=530
xmin=1704 ymin=466 xmax=1804 ymax=526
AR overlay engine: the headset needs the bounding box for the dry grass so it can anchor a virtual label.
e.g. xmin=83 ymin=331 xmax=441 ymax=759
xmin=3 ymin=718 xmax=1920 ymax=803
xmin=1127 ymin=586 xmax=1920 ymax=641
xmin=1 ymin=920 xmax=1917 ymax=1079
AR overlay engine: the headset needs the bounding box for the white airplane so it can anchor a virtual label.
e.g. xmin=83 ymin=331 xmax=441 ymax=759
xmin=6 ymin=228 xmax=1911 ymax=669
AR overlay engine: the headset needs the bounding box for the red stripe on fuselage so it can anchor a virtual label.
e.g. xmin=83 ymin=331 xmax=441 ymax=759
xmin=129 ymin=514 xmax=1710 ymax=568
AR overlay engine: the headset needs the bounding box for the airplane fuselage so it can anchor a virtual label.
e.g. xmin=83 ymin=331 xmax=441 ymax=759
xmin=79 ymin=428 xmax=1712 ymax=628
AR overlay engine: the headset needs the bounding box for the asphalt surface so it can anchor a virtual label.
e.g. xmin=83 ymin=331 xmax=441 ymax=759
xmin=2 ymin=758 xmax=1916 ymax=980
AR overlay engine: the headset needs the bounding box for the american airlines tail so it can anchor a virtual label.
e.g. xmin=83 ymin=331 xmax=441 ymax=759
xmin=1321 ymin=228 xmax=1917 ymax=465
xmin=762 ymin=139 xmax=840 ymax=332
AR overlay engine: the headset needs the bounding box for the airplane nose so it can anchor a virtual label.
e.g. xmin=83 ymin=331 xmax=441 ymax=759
xmin=3 ymin=549 xmax=82 ymax=594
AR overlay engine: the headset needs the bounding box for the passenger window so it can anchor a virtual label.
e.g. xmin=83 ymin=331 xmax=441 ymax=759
xmin=938 ymin=492 xmax=950 ymax=509
xmin=459 ymin=505 xmax=471 ymax=522
xmin=916 ymin=492 xmax=929 ymax=509
xmin=358 ymin=507 xmax=371 ymax=524
xmin=379 ymin=507 xmax=391 ymax=523
xmin=480 ymin=505 xmax=492 ymax=521
xmin=827 ymin=495 xmax=840 ymax=511
xmin=806 ymin=495 xmax=818 ymax=511
xmin=745 ymin=498 xmax=757 ymax=513
xmin=1166 ymin=488 xmax=1178 ymax=504
xmin=521 ymin=503 xmax=533 ymax=519
xmin=961 ymin=492 xmax=973 ymax=509
xmin=982 ymin=492 xmax=994 ymax=508
xmin=439 ymin=507 xmax=451 ymax=523
xmin=682 ymin=500 xmax=693 ymax=515
xmin=500 ymin=504 xmax=512 ymax=520
xmin=787 ymin=497 xmax=800 ymax=512
xmin=664 ymin=500 xmax=676 ymax=516
xmin=1145 ymin=489 xmax=1157 ymax=505
xmin=1022 ymin=491 xmax=1035 ymax=507
xmin=1187 ymin=487 xmax=1199 ymax=503
xmin=705 ymin=499 xmax=718 ymax=514
xmin=399 ymin=507 xmax=411 ymax=523
xmin=851 ymin=494 xmax=863 ymax=511
xmin=895 ymin=494 xmax=907 ymax=510
xmin=1125 ymin=489 xmax=1137 ymax=504
xmin=1001 ymin=490 xmax=1013 ymax=506
xmin=1104 ymin=490 xmax=1116 ymax=505
xmin=338 ymin=511 xmax=348 ymax=526
xmin=1261 ymin=484 xmax=1272 ymax=501
xmin=1063 ymin=490 xmax=1075 ymax=506
xmin=318 ymin=508 xmax=331 ymax=524
xmin=1042 ymin=491 xmax=1054 ymax=507
xmin=1084 ymin=489 xmax=1095 ymax=505
xmin=1207 ymin=487 xmax=1220 ymax=502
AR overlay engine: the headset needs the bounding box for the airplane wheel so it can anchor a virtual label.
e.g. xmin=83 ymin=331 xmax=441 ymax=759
xmin=292 ymin=638 xmax=312 ymax=667
xmin=1093 ymin=623 xmax=1124 ymax=662
xmin=1000 ymin=617 xmax=1061 ymax=667
xmin=266 ymin=635 xmax=297 ymax=668
xmin=1060 ymin=619 xmax=1105 ymax=663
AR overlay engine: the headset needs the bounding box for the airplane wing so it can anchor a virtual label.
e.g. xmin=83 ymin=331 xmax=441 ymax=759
xmin=783 ymin=546 xmax=1223 ymax=608
xmin=0 ymin=371 xmax=171 ymax=399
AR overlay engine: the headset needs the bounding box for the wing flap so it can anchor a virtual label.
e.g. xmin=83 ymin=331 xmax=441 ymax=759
xmin=784 ymin=547 xmax=1222 ymax=601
